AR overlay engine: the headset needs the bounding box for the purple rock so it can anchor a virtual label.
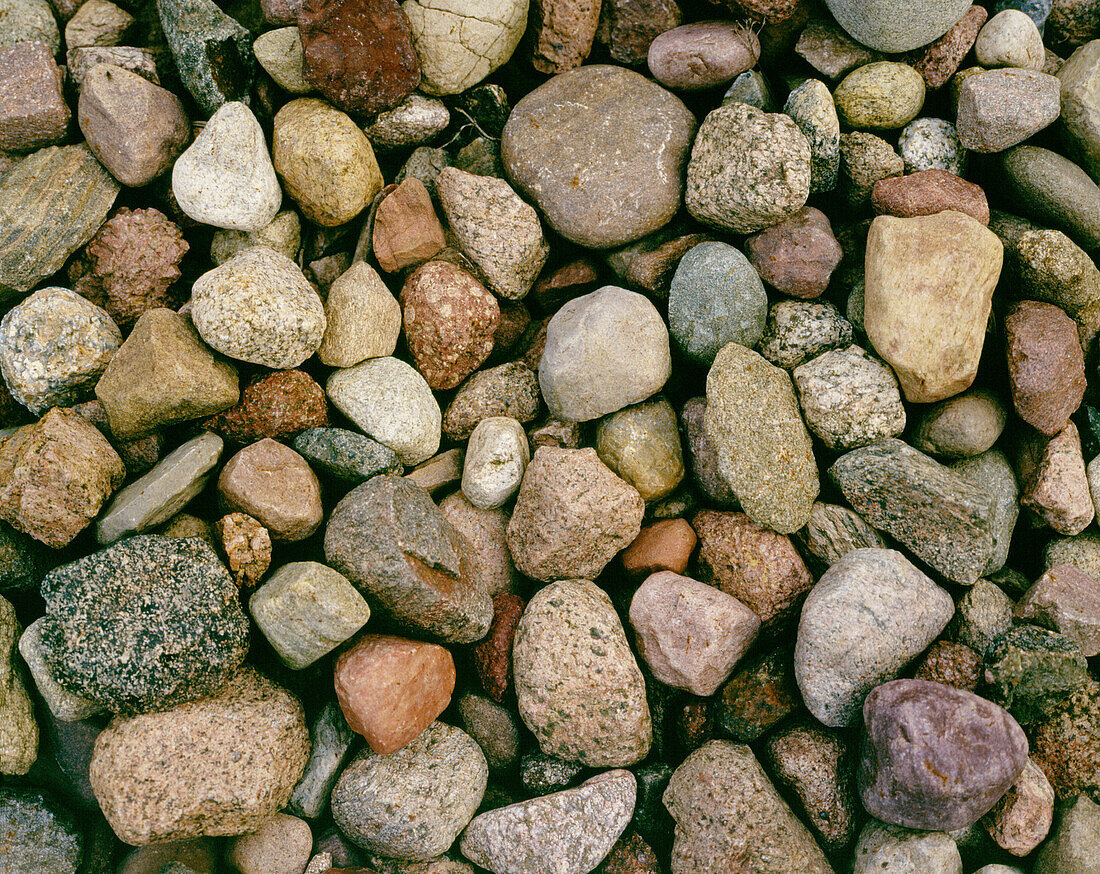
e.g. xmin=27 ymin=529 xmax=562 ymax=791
xmin=858 ymin=678 xmax=1029 ymax=831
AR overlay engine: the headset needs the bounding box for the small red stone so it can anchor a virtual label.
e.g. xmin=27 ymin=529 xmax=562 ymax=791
xmin=473 ymin=593 xmax=525 ymax=702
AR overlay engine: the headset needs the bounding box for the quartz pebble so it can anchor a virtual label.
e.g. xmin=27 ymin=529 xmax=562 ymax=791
xmin=462 ymin=417 xmax=529 ymax=510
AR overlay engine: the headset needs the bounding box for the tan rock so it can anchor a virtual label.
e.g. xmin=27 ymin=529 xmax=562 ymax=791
xmin=228 ymin=813 xmax=313 ymax=874
xmin=1017 ymin=422 xmax=1095 ymax=536
xmin=983 ymin=758 xmax=1054 ymax=856
xmin=64 ymin=0 xmax=133 ymax=47
xmin=865 ymin=210 xmax=1003 ymax=403
xmin=0 ymin=596 xmax=36 ymax=775
xmin=439 ymin=491 xmax=518 ymax=597
xmin=318 ymin=261 xmax=402 ymax=367
xmin=0 ymin=42 xmax=69 ymax=152
xmin=214 ymin=512 xmax=272 ymax=587
xmin=529 ymin=0 xmax=601 ymax=72
xmin=372 ymin=177 xmax=446 ymax=273
xmin=217 ymin=439 xmax=322 ymax=541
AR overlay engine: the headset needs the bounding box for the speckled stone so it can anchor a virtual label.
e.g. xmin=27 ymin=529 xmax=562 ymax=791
xmin=293 ymin=427 xmax=401 ymax=482
xmin=793 ymin=502 xmax=888 ymax=571
xmin=0 ymin=42 xmax=68 ymax=153
xmin=758 ymin=300 xmax=853 ymax=369
xmin=984 ymin=624 xmax=1090 ymax=725
xmin=1017 ymin=563 xmax=1100 ymax=657
xmin=839 ymin=132 xmax=904 ymax=208
xmin=365 ymin=94 xmax=450 ymax=149
xmin=204 ymin=369 xmax=327 ymax=445
xmin=823 ymin=0 xmax=971 ymax=52
xmin=909 ymin=5 xmax=987 ymax=88
xmin=852 ymin=821 xmax=961 ymax=874
xmin=461 ymin=770 xmax=636 ymax=874
xmin=89 ymin=668 xmax=309 ymax=845
xmin=951 ymin=580 xmax=1013 ymax=654
xmin=443 ymin=363 xmax=540 ymax=441
xmin=317 ymin=262 xmax=401 ymax=368
xmin=0 ymin=788 xmax=83 ymax=874
xmin=214 ymin=512 xmax=271 ymax=587
xmin=898 ymin=117 xmax=966 ymax=174
xmin=746 ymin=207 xmax=843 ymax=300
xmin=227 ymin=813 xmax=312 ymax=874
xmin=914 ymin=640 xmax=982 ymax=690
xmin=0 ymin=0 xmax=59 ymax=52
xmin=1017 ymin=422 xmax=1095 ymax=536
xmin=461 ymin=417 xmax=529 ymax=510
xmin=595 ymin=397 xmax=684 ymax=503
xmin=211 ymin=210 xmax=301 ymax=266
xmin=982 ymin=757 xmax=1054 ymax=856
xmin=514 ymin=578 xmax=651 ymax=767
xmin=1034 ymin=793 xmax=1100 ymax=873
xmin=158 ymin=0 xmax=253 ymax=114
xmin=784 ymin=80 xmax=840 ymax=193
xmin=957 ymin=68 xmax=1060 ymax=153
xmin=0 ymin=596 xmax=35 ymax=775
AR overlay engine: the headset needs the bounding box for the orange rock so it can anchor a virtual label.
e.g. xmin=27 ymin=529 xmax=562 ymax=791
xmin=621 ymin=518 xmax=697 ymax=578
xmin=334 ymin=634 xmax=455 ymax=754
xmin=871 ymin=169 xmax=990 ymax=225
xmin=372 ymin=177 xmax=446 ymax=273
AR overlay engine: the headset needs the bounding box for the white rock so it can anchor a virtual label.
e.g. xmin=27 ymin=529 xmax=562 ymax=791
xmin=975 ymin=10 xmax=1045 ymax=71
xmin=254 ymin=27 xmax=311 ymax=94
xmin=18 ymin=619 xmax=103 ymax=722
xmin=172 ymin=101 xmax=282 ymax=232
xmin=462 ymin=416 xmax=529 ymax=510
xmin=365 ymin=93 xmax=450 ymax=149
xmin=853 ymin=820 xmax=962 ymax=874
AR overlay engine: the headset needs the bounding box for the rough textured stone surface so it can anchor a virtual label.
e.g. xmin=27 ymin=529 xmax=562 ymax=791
xmin=794 ymin=501 xmax=887 ymax=571
xmin=872 ymin=169 xmax=989 ymax=224
xmin=318 ymin=262 xmax=402 ymax=368
xmin=914 ymin=640 xmax=982 ymax=690
xmin=215 ymin=512 xmax=271 ymax=587
xmin=795 ymin=548 xmax=954 ymax=727
xmin=228 ymin=813 xmax=312 ymax=874
xmin=957 ymin=69 xmax=1060 ymax=153
xmin=372 ymin=177 xmax=446 ymax=274
xmin=859 ymin=678 xmax=1030 ymax=831
xmin=0 ymin=42 xmax=69 ymax=152
xmin=852 ymin=821 xmax=962 ymax=874
xmin=204 ymin=369 xmax=327 ymax=444
xmin=1034 ymin=793 xmax=1100 ymax=873
xmin=898 ymin=117 xmax=967 ymax=172
xmin=0 ymin=789 xmax=83 ymax=874
xmin=784 ymin=80 xmax=840 ymax=194
xmin=984 ymin=624 xmax=1091 ymax=725
xmin=459 ymin=693 xmax=518 ymax=770
xmin=506 ymin=447 xmax=643 ymax=582
xmin=685 ymin=102 xmax=811 ymax=234
xmin=211 ymin=210 xmax=301 ymax=266
xmin=1058 ymin=40 xmax=1100 ymax=181
xmin=472 ymin=592 xmax=524 ymax=701
xmin=759 ymin=300 xmax=852 ymax=369
xmin=1030 ymin=679 xmax=1100 ymax=800
xmin=365 ymin=93 xmax=450 ymax=149
xmin=840 ymin=131 xmax=904 ymax=208
xmin=1018 ymin=422 xmax=1095 ymax=535
xmin=1006 ymin=300 xmax=1086 ymax=436
xmin=909 ymin=4 xmax=987 ymax=88
xmin=294 ymin=426 xmax=401 ymax=482
xmin=67 ymin=45 xmax=160 ymax=85
xmin=1017 ymin=563 xmax=1100 ymax=657
xmin=89 ymin=668 xmax=309 ymax=845
xmin=218 ymin=438 xmax=323 ymax=541
xmin=834 ymin=62 xmax=926 ymax=129
xmin=332 ymin=722 xmax=487 ymax=860
xmin=528 ymin=0 xmax=602 ymax=73
xmin=513 ymin=578 xmax=651 ymax=767
xmin=663 ymin=741 xmax=833 ymax=874
xmin=0 ymin=0 xmax=59 ymax=52
xmin=443 ymin=363 xmax=540 ymax=440
xmin=158 ymin=0 xmax=253 ymax=114
xmin=823 ymin=0 xmax=971 ymax=51
xmin=621 ymin=518 xmax=696 ymax=578
xmin=983 ymin=757 xmax=1054 ymax=856
xmin=0 ymin=597 xmax=35 ymax=775
xmin=746 ymin=207 xmax=841 ymax=299
xmin=461 ymin=770 xmax=636 ymax=874
xmin=501 ymin=65 xmax=696 ymax=249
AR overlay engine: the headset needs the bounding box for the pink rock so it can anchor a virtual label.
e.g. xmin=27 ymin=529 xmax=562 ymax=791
xmin=745 ymin=207 xmax=842 ymax=299
xmin=372 ymin=177 xmax=446 ymax=274
xmin=871 ymin=169 xmax=990 ymax=225
xmin=647 ymin=21 xmax=760 ymax=91
xmin=982 ymin=758 xmax=1054 ymax=856
xmin=1016 ymin=563 xmax=1100 ymax=657
xmin=217 ymin=438 xmax=323 ymax=541
xmin=0 ymin=42 xmax=69 ymax=151
xmin=1017 ymin=422 xmax=1095 ymax=536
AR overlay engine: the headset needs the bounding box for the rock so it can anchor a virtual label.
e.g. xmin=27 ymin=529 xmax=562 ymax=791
xmin=910 ymin=4 xmax=987 ymax=89
xmin=0 ymin=789 xmax=82 ymax=874
xmin=983 ymin=758 xmax=1054 ymax=856
xmin=794 ymin=18 xmax=876 ymax=80
xmin=158 ymin=0 xmax=253 ymax=112
xmin=228 ymin=814 xmax=312 ymax=874
xmin=793 ymin=502 xmax=888 ymax=571
xmin=458 ymin=693 xmax=518 ymax=770
xmin=506 ymin=447 xmax=643 ymax=583
xmin=745 ymin=207 xmax=841 ymax=300
xmin=914 ymin=640 xmax=982 ymax=690
xmin=540 ymin=286 xmax=669 ymax=422
xmin=191 ymin=246 xmax=325 ymax=369
xmin=68 ymin=45 xmax=160 ymax=86
xmin=327 ymin=357 xmax=440 ymax=465
xmin=646 ymin=22 xmax=758 ymax=91
xmin=472 ymin=592 xmax=523 ymax=701
xmin=0 ymin=145 xmax=120 ymax=300
xmin=976 ymin=8 xmax=1045 ymax=67
xmin=663 ymin=741 xmax=832 ymax=874
xmin=318 ymin=262 xmax=402 ymax=368
xmin=0 ymin=597 xmax=34 ymax=774
xmin=95 ymin=432 xmax=224 ymax=544
xmin=214 ymin=512 xmax=271 ymax=586
xmin=784 ymin=80 xmax=840 ymax=193
xmin=294 ymin=427 xmax=401 ymax=482
xmin=956 ymin=69 xmax=1061 ymax=152
xmin=792 ymin=345 xmax=906 ymax=450
xmin=852 ymin=821 xmax=962 ymax=874
xmin=250 ymin=561 xmax=370 ymax=669
xmin=0 ymin=287 xmax=120 ymax=415
xmin=211 ymin=210 xmax=301 ymax=265
xmin=703 ymin=342 xmax=819 ymax=534
xmin=500 ymin=65 xmax=695 ymax=249
xmin=0 ymin=409 xmax=124 ymax=548
xmin=333 ymin=634 xmax=455 ymax=754
xmin=365 ymin=93 xmax=450 ymax=149
xmin=715 ymin=645 xmax=801 ymax=742
xmin=795 ymin=548 xmax=953 ymax=727
xmin=439 ymin=495 xmax=515 ymax=598
xmin=443 ymin=363 xmax=540 ymax=440
xmin=436 ymin=167 xmax=548 ymax=301
xmin=898 ymin=117 xmax=966 ymax=174
xmin=217 ymin=438 xmax=322 ymax=541
xmin=685 ymin=102 xmax=811 ymax=234
xmin=864 ymin=211 xmax=1002 ymax=402
xmin=599 ymin=0 xmax=682 ymax=64
xmin=462 ymin=417 xmax=529 ymax=510
xmin=834 ymin=62 xmax=925 ymax=130
xmin=984 ymin=625 xmax=1091 ymax=724
xmin=950 ymin=580 xmax=1013 ymax=655
xmin=1058 ymin=40 xmax=1100 ymax=180
xmin=254 ymin=26 xmax=310 ymax=92
xmin=203 ymin=369 xmax=327 ymax=445
xmin=1017 ymin=422 xmax=1094 ymax=535
xmin=513 ymin=578 xmax=651 ymax=766
xmin=858 ymin=678 xmax=1029 ymax=830
xmin=1002 ymin=145 xmax=1100 ymax=254
xmin=1030 ymin=678 xmax=1100 ymax=799
xmin=0 ymin=0 xmax=59 ymax=51
xmin=620 ymin=518 xmax=696 ymax=578
xmin=758 ymin=300 xmax=852 ymax=369
xmin=629 ymin=571 xmax=759 ymax=696
xmin=519 ymin=751 xmax=583 ymax=796
xmin=667 ymin=242 xmax=766 ymax=365
xmin=0 ymin=42 xmax=68 ymax=152
xmin=94 ymin=308 xmax=239 ymax=440
xmin=90 ymin=668 xmax=309 ymax=845
xmin=288 ymin=702 xmax=355 ymax=820
xmin=839 ymin=131 xmax=904 ymax=208
xmin=823 ymin=0 xmax=971 ymax=51
xmin=1017 ymin=563 xmax=1100 ymax=657
xmin=372 ymin=178 xmax=446 ymax=274
xmin=462 ymin=770 xmax=634 ymax=874
xmin=528 ymin=0 xmax=602 ymax=73
xmin=1006 ymin=300 xmax=1086 ymax=436
xmin=273 ymin=98 xmax=382 ymax=227
xmin=912 ymin=389 xmax=1006 ymax=458
xmin=871 ymin=169 xmax=989 ymax=224
xmin=1034 ymin=793 xmax=1100 ymax=873
xmin=332 ymin=722 xmax=487 ymax=859
xmin=1016 ymin=228 xmax=1100 ymax=322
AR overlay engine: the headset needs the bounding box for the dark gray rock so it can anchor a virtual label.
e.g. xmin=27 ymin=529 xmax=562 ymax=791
xmin=0 ymin=521 xmax=43 ymax=593
xmin=983 ymin=624 xmax=1091 ymax=724
xmin=293 ymin=427 xmax=402 ymax=482
xmin=0 ymin=788 xmax=83 ymax=874
xmin=519 ymin=752 xmax=583 ymax=795
xmin=1002 ymin=145 xmax=1100 ymax=253
xmin=288 ymin=701 xmax=356 ymax=820
xmin=793 ymin=501 xmax=888 ymax=572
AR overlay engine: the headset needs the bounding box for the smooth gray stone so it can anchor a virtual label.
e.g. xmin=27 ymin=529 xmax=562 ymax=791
xmin=288 ymin=702 xmax=356 ymax=820
xmin=1002 ymin=145 xmax=1100 ymax=253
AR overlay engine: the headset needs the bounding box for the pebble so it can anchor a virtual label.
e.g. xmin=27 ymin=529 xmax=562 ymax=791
xmin=646 ymin=21 xmax=759 ymax=91
xmin=1016 ymin=228 xmax=1100 ymax=318
xmin=758 ymin=300 xmax=852 ymax=369
xmin=0 ymin=0 xmax=59 ymax=52
xmin=703 ymin=342 xmax=819 ymax=534
xmin=685 ymin=102 xmax=811 ymax=234
xmin=204 ymin=368 xmax=327 ymax=444
xmin=0 ymin=597 xmax=35 ymax=774
xmin=0 ymin=788 xmax=83 ymax=874
xmin=794 ymin=18 xmax=877 ymax=80
xmin=294 ymin=426 xmax=401 ymax=482
xmin=898 ymin=117 xmax=966 ymax=174
xmin=976 ymin=9 xmax=1046 ymax=67
xmin=1017 ymin=422 xmax=1095 ymax=535
xmin=785 ymin=79 xmax=841 ymax=193
xmin=332 ymin=722 xmax=487 ymax=860
xmin=472 ymin=592 xmax=524 ymax=701
xmin=273 ymin=98 xmax=382 ymax=227
xmin=0 ymin=42 xmax=69 ymax=152
xmin=1006 ymin=300 xmax=1086 ymax=436
xmin=333 ymin=634 xmax=455 ymax=754
xmin=288 ymin=702 xmax=355 ymax=820
xmin=957 ymin=69 xmax=1061 ymax=152
xmin=254 ymin=26 xmax=310 ymax=93
xmin=215 ymin=512 xmax=271 ymax=586
xmin=89 ymin=668 xmax=309 ymax=845
xmin=834 ymin=62 xmax=926 ymax=130
xmin=211 ymin=210 xmax=301 ymax=266
xmin=443 ymin=363 xmax=540 ymax=440
xmin=217 ymin=438 xmax=323 ymax=540
xmin=913 ymin=389 xmax=1007 ymax=458
xmin=1017 ymin=563 xmax=1100 ymax=656
xmin=513 ymin=578 xmax=651 ymax=766
xmin=910 ymin=4 xmax=988 ymax=88
xmin=620 ymin=518 xmax=696 ymax=578
xmin=228 ymin=814 xmax=312 ymax=874
xmin=365 ymin=94 xmax=450 ymax=149
xmin=839 ymin=131 xmax=904 ymax=207
xmin=1002 ymin=145 xmax=1100 ymax=253
xmin=823 ymin=0 xmax=971 ymax=51
xmin=1057 ymin=40 xmax=1100 ymax=180
xmin=458 ymin=693 xmax=519 ymax=770
xmin=599 ymin=0 xmax=682 ymax=65
xmin=595 ymin=397 xmax=683 ymax=502
xmin=663 ymin=741 xmax=833 ymax=873
xmin=852 ymin=821 xmax=962 ymax=874
xmin=172 ymin=103 xmax=280 ymax=233
xmin=629 ymin=571 xmax=760 ymax=696
xmin=1034 ymin=793 xmax=1100 ymax=873
xmin=1031 ymin=679 xmax=1100 ymax=799
xmin=158 ymin=0 xmax=253 ymax=114
xmin=795 ymin=548 xmax=953 ymax=726
xmin=501 ymin=65 xmax=696 ymax=249
xmin=983 ymin=757 xmax=1054 ymax=856
xmin=462 ymin=417 xmax=529 ymax=510
xmin=0 ymin=286 xmax=120 ymax=415
xmin=747 ymin=207 xmax=842 ymax=300
xmin=372 ymin=178 xmax=447 ymax=274
xmin=871 ymin=168 xmax=989 ymax=224
xmin=864 ymin=211 xmax=1003 ymax=403
xmin=95 ymin=432 xmax=224 ymax=544
xmin=952 ymin=580 xmax=1014 ymax=653
xmin=859 ymin=679 xmax=1029 ymax=830
xmin=984 ymin=625 xmax=1091 ymax=724
xmin=67 ymin=45 xmax=159 ymax=86
xmin=440 ymin=496 xmax=516 ymax=598
xmin=318 ymin=262 xmax=402 ymax=368
xmin=19 ymin=616 xmax=102 ymax=721
xmin=461 ymin=770 xmax=634 ymax=874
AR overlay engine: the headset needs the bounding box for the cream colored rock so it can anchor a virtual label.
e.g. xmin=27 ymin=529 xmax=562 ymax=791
xmin=0 ymin=597 xmax=36 ymax=774
xmin=254 ymin=27 xmax=311 ymax=93
xmin=864 ymin=210 xmax=1003 ymax=403
xmin=318 ymin=262 xmax=402 ymax=367
xmin=211 ymin=210 xmax=301 ymax=265
xmin=461 ymin=416 xmax=529 ymax=510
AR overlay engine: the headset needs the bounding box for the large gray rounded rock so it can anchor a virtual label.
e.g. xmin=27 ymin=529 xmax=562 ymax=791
xmin=331 ymin=722 xmax=487 ymax=860
xmin=824 ymin=0 xmax=972 ymax=52
xmin=668 ymin=242 xmax=767 ymax=365
xmin=539 ymin=286 xmax=670 ymax=423
xmin=795 ymin=548 xmax=954 ymax=727
xmin=0 ymin=788 xmax=82 ymax=874
xmin=513 ymin=579 xmax=651 ymax=767
xmin=460 ymin=770 xmax=636 ymax=874
xmin=1058 ymin=40 xmax=1100 ymax=182
xmin=501 ymin=65 xmax=696 ymax=249
xmin=852 ymin=821 xmax=962 ymax=874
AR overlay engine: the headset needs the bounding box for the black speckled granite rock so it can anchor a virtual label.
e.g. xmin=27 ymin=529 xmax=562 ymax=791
xmin=0 ymin=788 xmax=84 ymax=874
xmin=293 ymin=426 xmax=402 ymax=482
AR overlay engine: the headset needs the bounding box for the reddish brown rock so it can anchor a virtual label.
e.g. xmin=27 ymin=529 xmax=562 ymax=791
xmin=1016 ymin=563 xmax=1100 ymax=657
xmin=597 ymin=0 xmax=682 ymax=65
xmin=204 ymin=370 xmax=328 ymax=444
xmin=716 ymin=646 xmax=800 ymax=741
xmin=1029 ymin=680 xmax=1100 ymax=799
xmin=400 ymin=261 xmax=500 ymax=390
xmin=691 ymin=510 xmax=814 ymax=626
xmin=745 ymin=207 xmax=841 ymax=299
xmin=372 ymin=177 xmax=446 ymax=273
xmin=674 ymin=699 xmax=715 ymax=754
xmin=1005 ymin=300 xmax=1087 ymax=437
xmin=472 ymin=592 xmax=524 ymax=702
xmin=439 ymin=492 xmax=518 ymax=597
xmin=299 ymin=0 xmax=421 ymax=115
xmin=620 ymin=518 xmax=698 ymax=578
xmin=610 ymin=230 xmax=711 ymax=297
xmin=0 ymin=409 xmax=125 ymax=548
xmin=597 ymin=832 xmax=661 ymax=874
xmin=70 ymin=208 xmax=189 ymax=327
xmin=913 ymin=640 xmax=981 ymax=691
xmin=494 ymin=300 xmax=531 ymax=353
xmin=217 ymin=438 xmax=324 ymax=541
xmin=871 ymin=170 xmax=991 ymax=225
xmin=215 ymin=512 xmax=272 ymax=587
xmin=724 ymin=0 xmax=805 ymax=23
xmin=531 ymin=257 xmax=600 ymax=311
xmin=334 ymin=634 xmax=455 ymax=754
xmin=529 ymin=0 xmax=602 ymax=73
xmin=0 ymin=42 xmax=69 ymax=151
xmin=1018 ymin=422 xmax=1095 ymax=536
xmin=907 ymin=5 xmax=987 ymax=89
